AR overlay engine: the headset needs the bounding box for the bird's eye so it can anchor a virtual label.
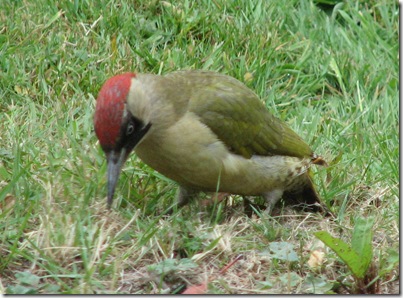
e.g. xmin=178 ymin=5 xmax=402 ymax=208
xmin=126 ymin=123 xmax=135 ymax=135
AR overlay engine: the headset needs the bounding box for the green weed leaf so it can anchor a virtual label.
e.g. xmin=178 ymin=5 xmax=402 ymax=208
xmin=6 ymin=285 xmax=38 ymax=294
xmin=148 ymin=258 xmax=198 ymax=275
xmin=279 ymin=272 xmax=301 ymax=287
xmin=351 ymin=217 xmax=374 ymax=274
xmin=15 ymin=271 xmax=40 ymax=287
xmin=257 ymin=281 xmax=273 ymax=290
xmin=266 ymin=242 xmax=299 ymax=262
xmin=314 ymin=231 xmax=366 ymax=278
xmin=302 ymin=273 xmax=334 ymax=294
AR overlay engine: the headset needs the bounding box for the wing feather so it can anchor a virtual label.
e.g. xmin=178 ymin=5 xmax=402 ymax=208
xmin=166 ymin=71 xmax=314 ymax=159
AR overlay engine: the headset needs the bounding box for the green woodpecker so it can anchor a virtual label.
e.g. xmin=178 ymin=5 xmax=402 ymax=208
xmin=94 ymin=70 xmax=326 ymax=213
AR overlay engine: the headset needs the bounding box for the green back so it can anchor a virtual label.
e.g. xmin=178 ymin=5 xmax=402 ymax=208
xmin=166 ymin=71 xmax=314 ymax=159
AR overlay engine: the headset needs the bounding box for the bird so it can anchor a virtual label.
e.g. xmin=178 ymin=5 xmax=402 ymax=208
xmin=93 ymin=70 xmax=327 ymax=214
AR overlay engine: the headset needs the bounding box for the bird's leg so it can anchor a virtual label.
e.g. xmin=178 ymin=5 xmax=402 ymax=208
xmin=262 ymin=189 xmax=284 ymax=215
xmin=164 ymin=186 xmax=199 ymax=215
xmin=177 ymin=186 xmax=199 ymax=208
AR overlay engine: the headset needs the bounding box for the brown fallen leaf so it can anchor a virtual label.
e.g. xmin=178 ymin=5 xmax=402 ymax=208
xmin=307 ymin=249 xmax=325 ymax=269
xmin=0 ymin=193 xmax=16 ymax=212
xmin=200 ymin=192 xmax=229 ymax=207
xmin=182 ymin=283 xmax=207 ymax=294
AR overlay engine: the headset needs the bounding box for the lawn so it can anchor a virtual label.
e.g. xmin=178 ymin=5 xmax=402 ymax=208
xmin=0 ymin=0 xmax=399 ymax=294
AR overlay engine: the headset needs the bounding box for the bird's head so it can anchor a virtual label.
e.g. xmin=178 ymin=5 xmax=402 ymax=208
xmin=94 ymin=73 xmax=152 ymax=207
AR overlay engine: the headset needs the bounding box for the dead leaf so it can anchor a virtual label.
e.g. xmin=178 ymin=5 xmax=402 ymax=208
xmin=182 ymin=282 xmax=207 ymax=294
xmin=244 ymin=72 xmax=253 ymax=82
xmin=307 ymin=250 xmax=325 ymax=269
xmin=0 ymin=194 xmax=16 ymax=211
xmin=200 ymin=192 xmax=229 ymax=206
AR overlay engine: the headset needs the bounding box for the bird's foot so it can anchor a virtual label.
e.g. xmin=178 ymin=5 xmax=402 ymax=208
xmin=263 ymin=189 xmax=284 ymax=215
xmin=163 ymin=187 xmax=199 ymax=216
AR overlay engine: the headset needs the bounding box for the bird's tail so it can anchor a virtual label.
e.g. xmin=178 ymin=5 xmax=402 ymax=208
xmin=284 ymin=172 xmax=325 ymax=213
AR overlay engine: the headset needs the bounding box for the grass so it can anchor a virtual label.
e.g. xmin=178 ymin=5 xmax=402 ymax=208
xmin=0 ymin=0 xmax=399 ymax=294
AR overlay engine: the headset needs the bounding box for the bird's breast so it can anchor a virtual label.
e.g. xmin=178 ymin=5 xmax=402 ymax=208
xmin=134 ymin=113 xmax=227 ymax=189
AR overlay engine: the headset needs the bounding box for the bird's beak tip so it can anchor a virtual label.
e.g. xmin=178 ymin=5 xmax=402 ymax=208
xmin=106 ymin=149 xmax=127 ymax=208
xmin=106 ymin=196 xmax=113 ymax=209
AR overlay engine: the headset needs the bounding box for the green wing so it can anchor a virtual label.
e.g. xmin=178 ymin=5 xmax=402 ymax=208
xmin=167 ymin=71 xmax=314 ymax=159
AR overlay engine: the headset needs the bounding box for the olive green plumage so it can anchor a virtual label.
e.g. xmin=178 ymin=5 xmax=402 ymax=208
xmin=95 ymin=70 xmax=326 ymax=213
xmin=167 ymin=71 xmax=314 ymax=159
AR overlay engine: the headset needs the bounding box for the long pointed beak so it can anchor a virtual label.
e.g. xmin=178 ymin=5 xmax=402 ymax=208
xmin=107 ymin=148 xmax=127 ymax=208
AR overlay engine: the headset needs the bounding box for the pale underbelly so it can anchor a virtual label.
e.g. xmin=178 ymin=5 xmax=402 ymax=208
xmin=133 ymin=114 xmax=310 ymax=195
xmin=135 ymin=142 xmax=309 ymax=196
